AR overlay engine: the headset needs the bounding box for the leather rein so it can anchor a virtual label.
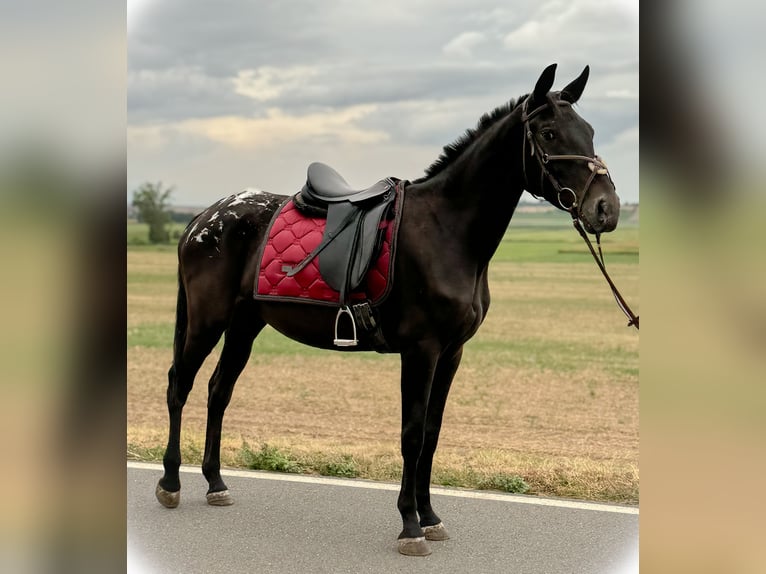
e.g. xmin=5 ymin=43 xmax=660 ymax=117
xmin=521 ymin=97 xmax=639 ymax=330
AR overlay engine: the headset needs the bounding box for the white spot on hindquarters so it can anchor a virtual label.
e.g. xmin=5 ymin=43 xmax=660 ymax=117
xmin=227 ymin=188 xmax=266 ymax=207
xmin=185 ymin=219 xmax=201 ymax=244
xmin=253 ymin=198 xmax=278 ymax=208
xmin=185 ymin=189 xmax=276 ymax=245
xmin=193 ymin=228 xmax=210 ymax=243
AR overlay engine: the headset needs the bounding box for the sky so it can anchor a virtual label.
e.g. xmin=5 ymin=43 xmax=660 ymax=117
xmin=127 ymin=0 xmax=638 ymax=207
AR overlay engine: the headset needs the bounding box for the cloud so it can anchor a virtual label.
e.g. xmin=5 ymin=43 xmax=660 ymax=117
xmin=128 ymin=105 xmax=389 ymax=151
xmin=606 ymin=89 xmax=639 ymax=100
xmin=128 ymin=0 xmax=333 ymax=74
xmin=443 ymin=31 xmax=487 ymax=58
xmin=233 ymin=66 xmax=320 ymax=102
xmin=503 ymin=0 xmax=638 ymax=66
xmin=610 ymin=126 xmax=640 ymax=147
xmin=128 ymin=66 xmax=254 ymax=122
xmin=597 ymin=125 xmax=639 ymax=203
xmin=127 ymin=0 xmax=639 ymax=203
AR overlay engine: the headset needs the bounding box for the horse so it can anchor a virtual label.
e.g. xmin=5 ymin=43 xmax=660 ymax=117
xmin=154 ymin=63 xmax=620 ymax=556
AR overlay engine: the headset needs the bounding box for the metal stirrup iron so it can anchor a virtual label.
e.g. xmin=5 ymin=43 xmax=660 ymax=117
xmin=333 ymin=306 xmax=358 ymax=346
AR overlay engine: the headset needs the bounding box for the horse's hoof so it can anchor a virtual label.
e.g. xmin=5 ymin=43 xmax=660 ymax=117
xmin=206 ymin=490 xmax=233 ymax=506
xmin=397 ymin=536 xmax=431 ymax=556
xmin=155 ymin=484 xmax=180 ymax=508
xmin=423 ymin=522 xmax=450 ymax=541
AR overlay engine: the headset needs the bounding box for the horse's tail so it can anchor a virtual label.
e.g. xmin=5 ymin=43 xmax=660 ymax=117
xmin=171 ymin=212 xmax=204 ymax=368
xmin=171 ymin=270 xmax=188 ymax=368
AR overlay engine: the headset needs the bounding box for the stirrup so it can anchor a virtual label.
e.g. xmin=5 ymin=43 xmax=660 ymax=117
xmin=333 ymin=306 xmax=358 ymax=347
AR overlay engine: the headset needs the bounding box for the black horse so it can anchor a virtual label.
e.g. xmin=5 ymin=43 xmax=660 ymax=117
xmin=155 ymin=64 xmax=620 ymax=556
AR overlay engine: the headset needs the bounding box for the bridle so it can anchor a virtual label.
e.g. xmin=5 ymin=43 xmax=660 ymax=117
xmin=521 ymin=95 xmax=639 ymax=330
xmin=521 ymin=95 xmax=611 ymax=214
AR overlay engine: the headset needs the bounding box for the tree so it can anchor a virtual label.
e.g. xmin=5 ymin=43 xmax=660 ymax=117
xmin=131 ymin=182 xmax=174 ymax=243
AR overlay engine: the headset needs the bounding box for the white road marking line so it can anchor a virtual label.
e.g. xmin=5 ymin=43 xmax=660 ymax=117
xmin=128 ymin=461 xmax=638 ymax=515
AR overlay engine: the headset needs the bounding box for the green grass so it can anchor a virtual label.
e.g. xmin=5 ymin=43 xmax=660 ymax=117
xmin=127 ymin=221 xmax=190 ymax=246
xmin=127 ymin=443 xmax=166 ymax=461
xmin=498 ymin=212 xmax=638 ymax=263
xmin=127 ymin=321 xmax=335 ymax=356
xmin=240 ymin=442 xmax=303 ymax=473
xmin=464 ymin=336 xmax=638 ymax=375
xmin=477 ymin=474 xmax=530 ymax=494
xmin=431 ymin=467 xmax=529 ymax=494
xmin=238 ymin=443 xmax=362 ymax=478
xmin=319 ymin=455 xmax=359 ymax=478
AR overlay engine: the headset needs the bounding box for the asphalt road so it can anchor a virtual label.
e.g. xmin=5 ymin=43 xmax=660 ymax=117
xmin=128 ymin=462 xmax=638 ymax=574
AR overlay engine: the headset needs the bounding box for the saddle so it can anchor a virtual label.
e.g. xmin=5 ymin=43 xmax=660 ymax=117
xmin=288 ymin=162 xmax=398 ymax=346
xmin=300 ymin=162 xmax=394 ymax=206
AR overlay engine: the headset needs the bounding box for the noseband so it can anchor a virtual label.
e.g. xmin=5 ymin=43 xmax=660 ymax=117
xmin=521 ymin=96 xmax=612 ymax=215
xmin=520 ymin=96 xmax=639 ymax=330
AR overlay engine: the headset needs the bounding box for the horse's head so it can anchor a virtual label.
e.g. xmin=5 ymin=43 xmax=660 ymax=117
xmin=522 ymin=64 xmax=620 ymax=234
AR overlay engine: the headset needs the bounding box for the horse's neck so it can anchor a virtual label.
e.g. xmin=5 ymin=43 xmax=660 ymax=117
xmin=425 ymin=118 xmax=525 ymax=268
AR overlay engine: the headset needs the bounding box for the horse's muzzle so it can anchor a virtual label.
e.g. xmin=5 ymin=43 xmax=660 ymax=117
xmin=581 ymin=190 xmax=620 ymax=234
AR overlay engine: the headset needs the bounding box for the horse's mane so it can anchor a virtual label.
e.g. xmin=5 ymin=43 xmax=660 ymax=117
xmin=415 ymin=94 xmax=529 ymax=183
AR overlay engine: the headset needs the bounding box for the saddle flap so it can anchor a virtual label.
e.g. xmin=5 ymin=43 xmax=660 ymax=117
xmin=318 ymin=195 xmax=393 ymax=296
xmin=350 ymin=200 xmax=390 ymax=288
xmin=319 ymin=202 xmax=360 ymax=292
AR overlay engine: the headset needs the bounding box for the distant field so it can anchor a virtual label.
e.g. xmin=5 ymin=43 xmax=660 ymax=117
xmin=127 ymin=205 xmax=638 ymax=503
xmin=127 ymin=220 xmax=191 ymax=245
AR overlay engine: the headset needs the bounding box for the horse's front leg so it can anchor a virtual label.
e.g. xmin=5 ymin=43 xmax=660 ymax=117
xmin=415 ymin=345 xmax=463 ymax=542
xmin=397 ymin=342 xmax=440 ymax=556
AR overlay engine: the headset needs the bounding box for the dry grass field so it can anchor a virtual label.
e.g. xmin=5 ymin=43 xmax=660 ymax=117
xmin=128 ymin=207 xmax=639 ymax=503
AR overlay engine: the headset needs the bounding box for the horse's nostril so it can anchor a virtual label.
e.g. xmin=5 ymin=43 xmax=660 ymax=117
xmin=597 ymin=199 xmax=608 ymax=222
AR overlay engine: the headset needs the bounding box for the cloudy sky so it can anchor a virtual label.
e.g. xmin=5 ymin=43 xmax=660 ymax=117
xmin=128 ymin=0 xmax=638 ymax=207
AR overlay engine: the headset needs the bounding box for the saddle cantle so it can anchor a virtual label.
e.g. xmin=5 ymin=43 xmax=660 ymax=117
xmin=255 ymin=163 xmax=403 ymax=348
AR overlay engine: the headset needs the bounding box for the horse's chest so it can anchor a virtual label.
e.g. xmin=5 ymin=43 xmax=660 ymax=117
xmin=412 ymin=278 xmax=488 ymax=340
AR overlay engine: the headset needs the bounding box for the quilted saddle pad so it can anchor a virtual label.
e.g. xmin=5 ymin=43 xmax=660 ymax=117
xmin=253 ymin=194 xmax=401 ymax=306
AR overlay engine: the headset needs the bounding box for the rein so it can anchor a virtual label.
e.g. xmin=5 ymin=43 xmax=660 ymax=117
xmin=571 ymin=218 xmax=639 ymax=329
xmin=521 ymin=96 xmax=639 ymax=330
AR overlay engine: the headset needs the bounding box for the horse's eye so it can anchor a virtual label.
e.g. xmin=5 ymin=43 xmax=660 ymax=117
xmin=541 ymin=129 xmax=555 ymax=141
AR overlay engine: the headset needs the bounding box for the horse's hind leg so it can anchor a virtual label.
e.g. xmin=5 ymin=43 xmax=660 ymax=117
xmin=156 ymin=325 xmax=225 ymax=508
xmin=202 ymin=311 xmax=265 ymax=506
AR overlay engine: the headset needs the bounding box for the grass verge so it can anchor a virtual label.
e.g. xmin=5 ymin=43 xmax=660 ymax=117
xmin=127 ymin=435 xmax=637 ymax=503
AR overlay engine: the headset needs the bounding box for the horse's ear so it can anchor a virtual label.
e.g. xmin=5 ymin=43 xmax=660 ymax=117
xmin=561 ymin=65 xmax=590 ymax=104
xmin=531 ymin=63 xmax=557 ymax=105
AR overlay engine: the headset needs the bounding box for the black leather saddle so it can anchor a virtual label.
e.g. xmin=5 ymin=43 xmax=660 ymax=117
xmin=299 ymin=162 xmax=394 ymax=206
xmin=288 ymin=163 xmax=397 ymax=346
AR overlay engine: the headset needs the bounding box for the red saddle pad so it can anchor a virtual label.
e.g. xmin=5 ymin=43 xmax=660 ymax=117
xmin=254 ymin=195 xmax=400 ymax=306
